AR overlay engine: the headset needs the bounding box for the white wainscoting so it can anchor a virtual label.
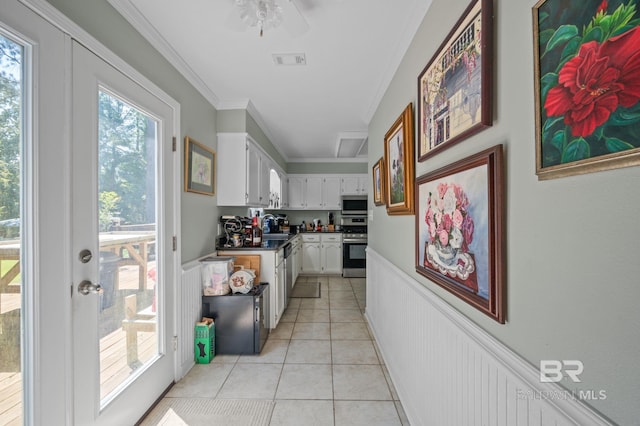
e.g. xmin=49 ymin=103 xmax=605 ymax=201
xmin=365 ymin=248 xmax=611 ymax=426
xmin=176 ymin=260 xmax=203 ymax=379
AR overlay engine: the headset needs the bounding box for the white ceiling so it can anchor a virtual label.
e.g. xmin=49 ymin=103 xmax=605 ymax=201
xmin=108 ymin=0 xmax=432 ymax=162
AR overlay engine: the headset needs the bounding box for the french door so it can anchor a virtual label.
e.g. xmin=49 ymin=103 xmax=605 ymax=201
xmin=1 ymin=2 xmax=178 ymax=423
xmin=71 ymin=41 xmax=177 ymax=424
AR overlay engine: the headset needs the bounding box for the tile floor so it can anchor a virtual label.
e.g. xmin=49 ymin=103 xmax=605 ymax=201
xmin=141 ymin=275 xmax=409 ymax=425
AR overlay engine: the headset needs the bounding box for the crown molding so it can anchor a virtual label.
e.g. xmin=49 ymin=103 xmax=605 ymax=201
xmin=107 ymin=0 xmax=220 ymax=108
xmin=362 ymin=0 xmax=433 ymax=123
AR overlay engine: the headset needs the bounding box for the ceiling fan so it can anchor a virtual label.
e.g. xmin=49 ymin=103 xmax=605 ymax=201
xmin=230 ymin=0 xmax=310 ymax=37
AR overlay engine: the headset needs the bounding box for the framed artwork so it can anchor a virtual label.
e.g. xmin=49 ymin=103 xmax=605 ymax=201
xmin=384 ymin=103 xmax=415 ymax=215
xmin=417 ymin=0 xmax=493 ymax=161
xmin=533 ymin=0 xmax=640 ymax=180
xmin=415 ymin=144 xmax=504 ymax=323
xmin=184 ymin=136 xmax=215 ymax=195
xmin=372 ymin=157 xmax=385 ymax=206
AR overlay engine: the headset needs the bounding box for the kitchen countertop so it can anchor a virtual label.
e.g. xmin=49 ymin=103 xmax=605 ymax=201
xmin=217 ymin=231 xmax=342 ymax=251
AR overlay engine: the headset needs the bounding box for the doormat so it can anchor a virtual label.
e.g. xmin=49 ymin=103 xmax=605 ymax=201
xmin=290 ymin=282 xmax=321 ymax=298
xmin=140 ymin=398 xmax=274 ymax=426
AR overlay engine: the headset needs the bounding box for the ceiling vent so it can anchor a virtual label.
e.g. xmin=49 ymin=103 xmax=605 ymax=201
xmin=336 ymin=132 xmax=368 ymax=158
xmin=272 ymin=53 xmax=307 ymax=66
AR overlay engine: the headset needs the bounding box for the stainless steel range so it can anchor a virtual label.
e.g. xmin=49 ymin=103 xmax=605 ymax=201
xmin=341 ymin=215 xmax=367 ymax=277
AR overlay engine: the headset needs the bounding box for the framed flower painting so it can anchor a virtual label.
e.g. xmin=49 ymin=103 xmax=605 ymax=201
xmin=533 ymin=0 xmax=640 ymax=179
xmin=415 ymin=145 xmax=504 ymax=323
xmin=184 ymin=136 xmax=215 ymax=195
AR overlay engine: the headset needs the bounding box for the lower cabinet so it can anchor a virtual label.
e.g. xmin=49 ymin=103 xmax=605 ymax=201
xmin=290 ymin=235 xmax=302 ymax=285
xmin=301 ymin=234 xmax=322 ymax=274
xmin=321 ymin=234 xmax=343 ymax=274
xmin=301 ymin=233 xmax=342 ymax=275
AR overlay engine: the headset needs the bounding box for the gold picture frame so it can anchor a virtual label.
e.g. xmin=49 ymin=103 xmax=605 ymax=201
xmin=384 ymin=103 xmax=415 ymax=215
xmin=372 ymin=157 xmax=385 ymax=206
xmin=184 ymin=136 xmax=215 ymax=196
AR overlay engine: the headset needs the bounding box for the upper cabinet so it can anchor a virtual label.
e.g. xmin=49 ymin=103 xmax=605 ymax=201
xmin=217 ymin=133 xmax=281 ymax=207
xmin=340 ymin=174 xmax=368 ymax=195
xmin=287 ymin=175 xmax=352 ymax=210
xmin=217 ymin=135 xmax=365 ymax=209
xmin=323 ymin=177 xmax=342 ymax=209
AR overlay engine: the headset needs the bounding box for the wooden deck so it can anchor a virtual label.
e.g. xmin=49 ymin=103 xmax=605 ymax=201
xmin=0 ymin=263 xmax=157 ymax=425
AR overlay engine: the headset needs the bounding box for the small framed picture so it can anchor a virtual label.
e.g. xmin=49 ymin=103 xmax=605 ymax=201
xmin=384 ymin=103 xmax=415 ymax=215
xmin=372 ymin=157 xmax=385 ymax=206
xmin=415 ymin=144 xmax=505 ymax=323
xmin=184 ymin=136 xmax=215 ymax=195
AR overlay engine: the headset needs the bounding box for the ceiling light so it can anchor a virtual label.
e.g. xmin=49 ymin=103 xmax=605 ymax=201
xmin=235 ymin=0 xmax=282 ymax=37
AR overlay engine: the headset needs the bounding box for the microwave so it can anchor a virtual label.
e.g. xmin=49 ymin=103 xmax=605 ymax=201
xmin=341 ymin=195 xmax=367 ymax=215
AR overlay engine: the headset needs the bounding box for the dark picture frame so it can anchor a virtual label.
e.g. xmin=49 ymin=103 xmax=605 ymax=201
xmin=373 ymin=157 xmax=385 ymax=206
xmin=384 ymin=103 xmax=415 ymax=215
xmin=184 ymin=136 xmax=215 ymax=195
xmin=415 ymin=144 xmax=504 ymax=323
xmin=417 ymin=0 xmax=493 ymax=161
xmin=533 ymin=0 xmax=640 ymax=180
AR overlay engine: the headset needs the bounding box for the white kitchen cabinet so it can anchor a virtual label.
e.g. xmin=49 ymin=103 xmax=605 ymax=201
xmin=323 ymin=177 xmax=342 ymax=209
xmin=275 ymin=248 xmax=286 ymax=323
xmin=301 ymin=234 xmax=322 ymax=273
xmin=217 ymin=132 xmax=274 ymax=207
xmin=305 ymin=176 xmax=323 ymax=209
xmin=300 ymin=233 xmax=342 ymax=275
xmin=287 ymin=175 xmax=344 ymax=210
xmin=295 ymin=236 xmax=303 ymax=279
xmin=340 ymin=174 xmax=368 ymax=196
xmin=321 ymin=234 xmax=343 ymax=274
xmin=246 ymin=143 xmax=262 ymax=206
xmin=290 ymin=235 xmax=301 ymax=285
xmin=279 ymin=171 xmax=288 ymax=208
xmin=287 ymin=176 xmax=305 ymax=209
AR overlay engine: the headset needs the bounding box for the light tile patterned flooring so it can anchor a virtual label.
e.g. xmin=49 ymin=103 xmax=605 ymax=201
xmin=141 ymin=275 xmax=409 ymax=425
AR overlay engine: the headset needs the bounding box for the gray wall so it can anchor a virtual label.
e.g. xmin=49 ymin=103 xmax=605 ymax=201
xmin=47 ymin=0 xmax=219 ymax=262
xmin=368 ymin=0 xmax=639 ymax=424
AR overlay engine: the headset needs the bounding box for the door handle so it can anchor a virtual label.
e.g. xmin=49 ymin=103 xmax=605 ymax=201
xmin=78 ymin=280 xmax=103 ymax=295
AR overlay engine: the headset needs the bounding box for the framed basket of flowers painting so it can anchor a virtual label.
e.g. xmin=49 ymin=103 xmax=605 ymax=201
xmin=184 ymin=136 xmax=215 ymax=195
xmin=533 ymin=0 xmax=640 ymax=180
xmin=417 ymin=0 xmax=493 ymax=162
xmin=384 ymin=103 xmax=415 ymax=215
xmin=415 ymin=144 xmax=504 ymax=323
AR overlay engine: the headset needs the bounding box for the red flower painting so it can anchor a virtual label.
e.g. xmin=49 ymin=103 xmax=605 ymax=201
xmin=534 ymin=0 xmax=640 ymax=175
xmin=544 ymin=26 xmax=640 ymax=137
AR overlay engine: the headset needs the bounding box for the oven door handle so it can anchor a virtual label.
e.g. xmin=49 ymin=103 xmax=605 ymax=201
xmin=343 ymin=238 xmax=368 ymax=243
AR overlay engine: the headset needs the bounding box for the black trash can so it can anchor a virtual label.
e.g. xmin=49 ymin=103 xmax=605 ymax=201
xmin=99 ymin=251 xmax=120 ymax=309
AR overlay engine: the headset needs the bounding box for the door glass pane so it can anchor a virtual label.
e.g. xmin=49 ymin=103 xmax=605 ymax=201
xmin=0 ymin=33 xmax=23 ymax=425
xmin=97 ymin=90 xmax=158 ymax=402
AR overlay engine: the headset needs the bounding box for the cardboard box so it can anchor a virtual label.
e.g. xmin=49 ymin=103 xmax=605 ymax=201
xmin=194 ymin=317 xmax=215 ymax=363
